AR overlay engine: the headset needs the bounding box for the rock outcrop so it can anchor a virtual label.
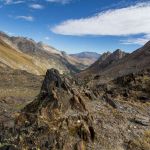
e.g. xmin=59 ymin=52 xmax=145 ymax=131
xmin=0 ymin=68 xmax=150 ymax=150
xmin=10 ymin=69 xmax=95 ymax=149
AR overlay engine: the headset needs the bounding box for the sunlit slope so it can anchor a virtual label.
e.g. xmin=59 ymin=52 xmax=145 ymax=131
xmin=0 ymin=38 xmax=44 ymax=75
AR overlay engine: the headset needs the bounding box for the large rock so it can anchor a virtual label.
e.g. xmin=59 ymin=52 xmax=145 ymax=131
xmin=13 ymin=69 xmax=95 ymax=149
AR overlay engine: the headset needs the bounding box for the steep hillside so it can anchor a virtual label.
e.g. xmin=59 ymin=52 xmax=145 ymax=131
xmin=0 ymin=32 xmax=87 ymax=73
xmin=79 ymin=49 xmax=128 ymax=78
xmin=0 ymin=33 xmax=79 ymax=74
xmin=37 ymin=42 xmax=63 ymax=55
xmin=39 ymin=43 xmax=87 ymax=70
xmin=99 ymin=41 xmax=150 ymax=79
xmin=0 ymin=38 xmax=45 ymax=75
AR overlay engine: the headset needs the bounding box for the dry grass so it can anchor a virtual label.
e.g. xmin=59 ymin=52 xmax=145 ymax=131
xmin=0 ymin=39 xmax=45 ymax=75
xmin=127 ymin=130 xmax=150 ymax=150
xmin=0 ymin=88 xmax=39 ymax=98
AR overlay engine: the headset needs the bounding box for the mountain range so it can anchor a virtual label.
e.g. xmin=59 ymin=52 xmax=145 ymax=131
xmin=70 ymin=52 xmax=100 ymax=67
xmin=0 ymin=31 xmax=150 ymax=150
xmin=79 ymin=42 xmax=150 ymax=82
xmin=0 ymin=31 xmax=100 ymax=75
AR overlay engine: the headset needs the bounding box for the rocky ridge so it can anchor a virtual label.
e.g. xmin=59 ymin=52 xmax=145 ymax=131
xmin=79 ymin=41 xmax=150 ymax=82
xmin=79 ymin=49 xmax=128 ymax=78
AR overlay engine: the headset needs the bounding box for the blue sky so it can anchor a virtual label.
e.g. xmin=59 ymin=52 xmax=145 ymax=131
xmin=0 ymin=0 xmax=150 ymax=54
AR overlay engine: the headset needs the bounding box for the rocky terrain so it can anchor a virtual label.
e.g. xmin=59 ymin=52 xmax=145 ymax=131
xmin=0 ymin=68 xmax=149 ymax=150
xmin=0 ymin=32 xmax=150 ymax=149
xmin=0 ymin=64 xmax=43 ymax=129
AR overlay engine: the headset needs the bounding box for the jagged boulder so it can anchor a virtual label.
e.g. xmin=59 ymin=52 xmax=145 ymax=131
xmin=22 ymin=69 xmax=87 ymax=116
xmin=13 ymin=69 xmax=95 ymax=149
xmin=40 ymin=69 xmax=63 ymax=96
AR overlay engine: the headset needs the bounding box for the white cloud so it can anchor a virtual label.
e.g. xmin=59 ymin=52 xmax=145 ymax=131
xmin=3 ymin=0 xmax=12 ymax=4
xmin=46 ymin=0 xmax=71 ymax=4
xmin=16 ymin=16 xmax=34 ymax=21
xmin=4 ymin=30 xmax=14 ymax=35
xmin=44 ymin=36 xmax=50 ymax=40
xmin=51 ymin=3 xmax=150 ymax=36
xmin=29 ymin=4 xmax=44 ymax=9
xmin=121 ymin=34 xmax=150 ymax=45
xmin=3 ymin=0 xmax=24 ymax=5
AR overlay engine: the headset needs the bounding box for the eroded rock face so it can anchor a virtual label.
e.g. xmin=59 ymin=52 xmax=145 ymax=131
xmin=23 ymin=69 xmax=88 ymax=115
xmin=11 ymin=69 xmax=95 ymax=149
xmin=40 ymin=69 xmax=63 ymax=96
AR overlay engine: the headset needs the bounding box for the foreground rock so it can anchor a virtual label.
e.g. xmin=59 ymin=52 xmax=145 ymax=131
xmin=0 ymin=69 xmax=150 ymax=150
xmin=0 ymin=69 xmax=95 ymax=149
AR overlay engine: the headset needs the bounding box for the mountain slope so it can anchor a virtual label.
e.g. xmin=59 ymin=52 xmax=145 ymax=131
xmin=79 ymin=41 xmax=150 ymax=84
xmin=0 ymin=32 xmax=81 ymax=74
xmin=71 ymin=51 xmax=100 ymax=59
xmin=70 ymin=52 xmax=100 ymax=67
xmin=100 ymin=41 xmax=150 ymax=78
xmin=0 ymin=31 xmax=102 ymax=73
xmin=11 ymin=37 xmax=94 ymax=71
xmin=0 ymin=38 xmax=45 ymax=75
xmin=79 ymin=49 xmax=128 ymax=77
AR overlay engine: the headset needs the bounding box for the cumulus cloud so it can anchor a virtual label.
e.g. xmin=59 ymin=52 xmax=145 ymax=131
xmin=29 ymin=4 xmax=44 ymax=9
xmin=16 ymin=16 xmax=34 ymax=21
xmin=51 ymin=3 xmax=150 ymax=36
xmin=46 ymin=0 xmax=72 ymax=4
xmin=121 ymin=34 xmax=150 ymax=45
xmin=2 ymin=0 xmax=24 ymax=5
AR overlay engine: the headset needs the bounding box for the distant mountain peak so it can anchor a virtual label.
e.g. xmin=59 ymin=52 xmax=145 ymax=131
xmin=96 ymin=49 xmax=127 ymax=66
xmin=142 ymin=40 xmax=150 ymax=48
xmin=71 ymin=52 xmax=100 ymax=59
xmin=0 ymin=31 xmax=10 ymax=38
xmin=114 ymin=49 xmax=123 ymax=54
xmin=111 ymin=49 xmax=127 ymax=59
xmin=98 ymin=51 xmax=111 ymax=61
xmin=70 ymin=51 xmax=100 ymax=67
xmin=79 ymin=49 xmax=128 ymax=77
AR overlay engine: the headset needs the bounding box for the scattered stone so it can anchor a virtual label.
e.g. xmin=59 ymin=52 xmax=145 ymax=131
xmin=130 ymin=117 xmax=150 ymax=126
xmin=1 ymin=68 xmax=150 ymax=149
xmin=103 ymin=95 xmax=118 ymax=109
xmin=138 ymin=96 xmax=150 ymax=103
xmin=84 ymin=90 xmax=96 ymax=101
